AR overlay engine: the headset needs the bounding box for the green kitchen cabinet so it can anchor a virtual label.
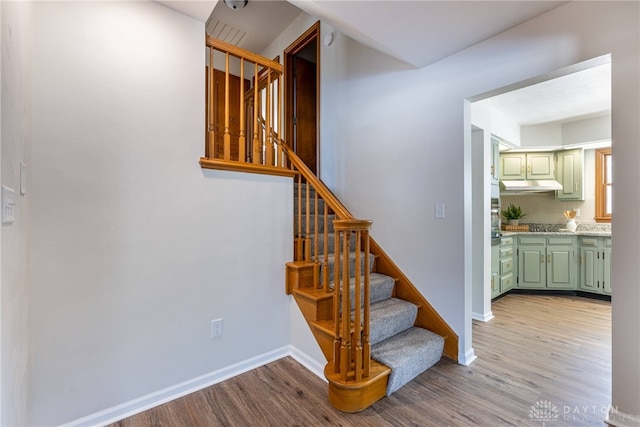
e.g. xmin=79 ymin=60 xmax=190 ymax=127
xmin=491 ymin=244 xmax=500 ymax=298
xmin=546 ymin=240 xmax=576 ymax=289
xmin=499 ymin=236 xmax=515 ymax=294
xmin=517 ymin=236 xmax=547 ymax=288
xmin=517 ymin=235 xmax=577 ymax=290
xmin=555 ymin=148 xmax=584 ymax=201
xmin=491 ymin=136 xmax=500 ymax=186
xmin=580 ymin=236 xmax=612 ymax=295
xmin=500 ymin=152 xmax=555 ymax=180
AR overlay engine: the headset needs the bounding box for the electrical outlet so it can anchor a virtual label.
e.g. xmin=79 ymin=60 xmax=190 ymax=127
xmin=435 ymin=203 xmax=445 ymax=219
xmin=211 ymin=319 xmax=223 ymax=338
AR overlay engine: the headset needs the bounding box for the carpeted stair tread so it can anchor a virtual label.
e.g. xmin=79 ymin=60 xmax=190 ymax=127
xmin=334 ymin=272 xmax=395 ymax=306
xmin=368 ymin=298 xmax=418 ymax=345
xmin=371 ymin=327 xmax=444 ymax=395
xmin=321 ymin=252 xmax=375 ymax=284
xmin=307 ymin=232 xmax=357 ymax=256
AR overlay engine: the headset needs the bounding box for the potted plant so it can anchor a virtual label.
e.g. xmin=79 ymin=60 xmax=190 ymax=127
xmin=501 ymin=203 xmax=526 ymax=226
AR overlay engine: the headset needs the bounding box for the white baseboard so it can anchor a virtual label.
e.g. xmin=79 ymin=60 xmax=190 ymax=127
xmin=607 ymin=406 xmax=640 ymax=427
xmin=458 ymin=347 xmax=477 ymax=366
xmin=471 ymin=311 xmax=494 ymax=322
xmin=288 ymin=345 xmax=327 ymax=381
xmin=62 ymin=346 xmax=291 ymax=427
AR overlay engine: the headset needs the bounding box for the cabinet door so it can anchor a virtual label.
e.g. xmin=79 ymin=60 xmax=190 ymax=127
xmin=527 ymin=152 xmax=555 ymax=179
xmin=547 ymin=246 xmax=576 ymax=289
xmin=518 ymin=245 xmax=546 ymax=288
xmin=491 ymin=245 xmax=500 ymax=298
xmin=491 ymin=137 xmax=500 ymax=185
xmin=500 ymin=273 xmax=514 ymax=293
xmin=603 ymin=247 xmax=612 ymax=294
xmin=556 ymin=149 xmax=584 ymax=200
xmin=500 ymin=153 xmax=526 ymax=180
xmin=579 ymin=247 xmax=600 ymax=292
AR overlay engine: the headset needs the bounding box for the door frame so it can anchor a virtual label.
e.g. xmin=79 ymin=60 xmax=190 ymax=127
xmin=284 ymin=21 xmax=320 ymax=174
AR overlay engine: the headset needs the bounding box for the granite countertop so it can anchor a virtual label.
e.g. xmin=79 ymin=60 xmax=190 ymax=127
xmin=501 ymin=230 xmax=611 ymax=237
xmin=501 ymin=222 xmax=611 ymax=238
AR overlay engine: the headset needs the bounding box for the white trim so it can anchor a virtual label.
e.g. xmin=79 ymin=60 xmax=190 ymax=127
xmin=459 ymin=347 xmax=477 ymax=366
xmin=471 ymin=311 xmax=494 ymax=322
xmin=288 ymin=345 xmax=326 ymax=381
xmin=607 ymin=406 xmax=640 ymax=427
xmin=61 ymin=346 xmax=291 ymax=427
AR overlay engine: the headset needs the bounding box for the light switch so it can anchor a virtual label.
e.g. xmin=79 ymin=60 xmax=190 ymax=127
xmin=435 ymin=203 xmax=445 ymax=219
xmin=2 ymin=186 xmax=16 ymax=224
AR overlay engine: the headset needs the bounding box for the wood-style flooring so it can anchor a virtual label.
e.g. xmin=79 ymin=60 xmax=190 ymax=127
xmin=109 ymin=294 xmax=611 ymax=426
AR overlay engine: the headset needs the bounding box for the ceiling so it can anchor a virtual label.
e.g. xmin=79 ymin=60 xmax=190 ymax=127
xmin=157 ymin=0 xmax=610 ymax=126
xmin=486 ymin=62 xmax=612 ymax=126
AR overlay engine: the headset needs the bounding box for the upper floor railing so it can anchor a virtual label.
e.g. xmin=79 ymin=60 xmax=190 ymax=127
xmin=200 ymin=36 xmax=295 ymax=177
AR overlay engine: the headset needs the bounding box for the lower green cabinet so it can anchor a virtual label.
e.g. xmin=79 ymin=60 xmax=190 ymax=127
xmin=517 ymin=236 xmax=577 ymax=290
xmin=491 ymin=244 xmax=500 ymax=299
xmin=579 ymin=237 xmax=612 ymax=295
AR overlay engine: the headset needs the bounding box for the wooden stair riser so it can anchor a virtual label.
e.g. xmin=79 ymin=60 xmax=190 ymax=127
xmin=292 ymin=290 xmax=334 ymax=323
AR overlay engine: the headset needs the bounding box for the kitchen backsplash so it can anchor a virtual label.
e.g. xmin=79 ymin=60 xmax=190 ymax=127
xmin=501 ymin=192 xmax=596 ymax=224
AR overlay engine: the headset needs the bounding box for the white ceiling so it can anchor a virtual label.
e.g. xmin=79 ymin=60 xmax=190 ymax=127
xmin=288 ymin=0 xmax=568 ymax=69
xmin=158 ymin=0 xmax=610 ymax=126
xmin=487 ymin=62 xmax=611 ymax=125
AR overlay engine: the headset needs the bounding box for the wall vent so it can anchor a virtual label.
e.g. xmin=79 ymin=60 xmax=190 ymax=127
xmin=206 ymin=18 xmax=247 ymax=46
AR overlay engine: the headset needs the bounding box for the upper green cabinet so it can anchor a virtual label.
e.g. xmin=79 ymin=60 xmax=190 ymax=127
xmin=555 ymin=149 xmax=585 ymax=201
xmin=500 ymin=152 xmax=555 ymax=180
xmin=490 ymin=137 xmax=500 ymax=186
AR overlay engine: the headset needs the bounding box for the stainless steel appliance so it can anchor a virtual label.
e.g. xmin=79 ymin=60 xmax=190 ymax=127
xmin=491 ymin=198 xmax=501 ymax=245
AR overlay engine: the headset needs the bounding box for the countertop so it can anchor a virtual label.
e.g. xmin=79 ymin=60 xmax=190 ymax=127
xmin=501 ymin=230 xmax=611 ymax=237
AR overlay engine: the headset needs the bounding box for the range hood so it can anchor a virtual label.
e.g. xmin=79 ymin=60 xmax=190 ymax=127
xmin=500 ymin=179 xmax=563 ymax=194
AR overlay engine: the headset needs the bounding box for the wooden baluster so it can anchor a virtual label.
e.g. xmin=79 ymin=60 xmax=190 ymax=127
xmin=239 ymin=59 xmax=245 ymax=163
xmin=207 ymin=47 xmax=215 ymax=158
xmin=354 ymin=231 xmax=363 ymax=381
xmin=253 ymin=63 xmax=260 ymax=164
xmin=223 ymin=53 xmax=231 ymax=160
xmin=363 ymin=228 xmax=371 ymax=377
xmin=304 ymin=180 xmax=311 ymax=261
xmin=323 ymin=201 xmax=329 ymax=293
xmin=277 ymin=73 xmax=284 ymax=167
xmin=340 ymin=228 xmax=351 ymax=381
xmin=313 ymin=191 xmax=319 ymax=261
xmin=295 ymin=174 xmax=303 ymax=261
xmin=266 ymin=70 xmax=273 ymax=167
xmin=333 ymin=227 xmax=341 ymax=373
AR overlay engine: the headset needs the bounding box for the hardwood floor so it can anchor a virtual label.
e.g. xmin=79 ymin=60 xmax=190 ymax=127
xmin=109 ymin=294 xmax=611 ymax=426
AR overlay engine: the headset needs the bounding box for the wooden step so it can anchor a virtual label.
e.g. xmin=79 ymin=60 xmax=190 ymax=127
xmin=292 ymin=288 xmax=334 ymax=322
xmin=324 ymin=359 xmax=391 ymax=413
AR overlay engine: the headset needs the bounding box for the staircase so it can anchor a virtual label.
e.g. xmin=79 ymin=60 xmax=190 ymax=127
xmin=287 ymin=181 xmax=454 ymax=412
xmin=199 ymin=34 xmax=457 ymax=415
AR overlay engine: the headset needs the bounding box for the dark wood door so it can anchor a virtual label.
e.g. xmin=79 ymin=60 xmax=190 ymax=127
xmin=293 ymin=57 xmax=317 ymax=174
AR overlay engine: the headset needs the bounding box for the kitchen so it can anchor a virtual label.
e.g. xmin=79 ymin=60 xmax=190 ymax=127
xmin=470 ymin=56 xmax=611 ymax=321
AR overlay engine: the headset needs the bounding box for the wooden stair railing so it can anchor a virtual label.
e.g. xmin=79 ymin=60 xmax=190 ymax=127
xmin=200 ymin=36 xmax=296 ymax=178
xmin=283 ymin=141 xmax=458 ymax=363
xmin=201 ymin=34 xmax=459 ymax=411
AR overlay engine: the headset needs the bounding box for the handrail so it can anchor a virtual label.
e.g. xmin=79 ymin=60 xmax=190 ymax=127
xmin=201 ymin=36 xmax=292 ymax=176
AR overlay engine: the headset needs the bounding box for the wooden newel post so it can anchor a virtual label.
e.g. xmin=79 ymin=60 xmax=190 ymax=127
xmin=332 ymin=219 xmax=373 ymax=381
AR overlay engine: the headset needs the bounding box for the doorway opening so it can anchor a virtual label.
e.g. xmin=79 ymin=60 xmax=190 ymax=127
xmin=465 ymin=54 xmax=612 ymax=355
xmin=284 ymin=22 xmax=320 ymax=175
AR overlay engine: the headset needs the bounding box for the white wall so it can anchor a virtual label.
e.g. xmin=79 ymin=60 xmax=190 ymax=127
xmin=325 ymin=1 xmax=638 ymax=418
xmin=30 ymin=2 xmax=292 ymax=425
xmin=1 ymin=1 xmax=33 ymax=425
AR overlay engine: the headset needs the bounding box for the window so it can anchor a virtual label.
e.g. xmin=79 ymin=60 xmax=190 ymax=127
xmin=595 ymin=148 xmax=612 ymax=222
